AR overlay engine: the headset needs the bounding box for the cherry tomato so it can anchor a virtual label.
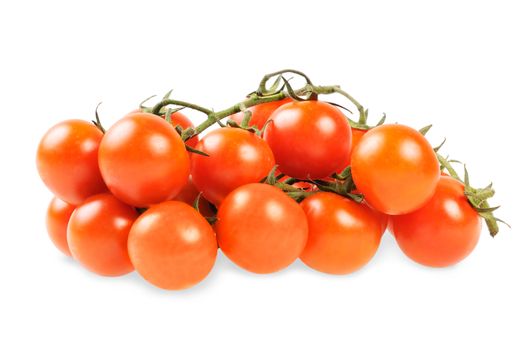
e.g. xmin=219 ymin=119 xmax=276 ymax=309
xmin=229 ymin=98 xmax=292 ymax=130
xmin=128 ymin=201 xmax=217 ymax=290
xmin=216 ymin=183 xmax=308 ymax=274
xmin=168 ymin=111 xmax=199 ymax=148
xmin=392 ymin=176 xmax=481 ymax=267
xmin=351 ymin=124 xmax=440 ymax=215
xmin=67 ymin=193 xmax=137 ymax=276
xmin=300 ymin=192 xmax=384 ymax=274
xmin=351 ymin=128 xmax=367 ymax=153
xmin=128 ymin=109 xmax=199 ymax=148
xmin=37 ymin=120 xmax=107 ymax=205
xmin=173 ymin=176 xmax=216 ymax=217
xmin=98 ymin=112 xmax=190 ymax=207
xmin=264 ymin=100 xmax=352 ymax=179
xmin=191 ymin=128 xmax=275 ymax=205
xmin=46 ymin=197 xmax=76 ymax=256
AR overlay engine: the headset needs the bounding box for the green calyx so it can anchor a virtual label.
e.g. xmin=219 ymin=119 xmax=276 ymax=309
xmin=436 ymin=154 xmax=508 ymax=237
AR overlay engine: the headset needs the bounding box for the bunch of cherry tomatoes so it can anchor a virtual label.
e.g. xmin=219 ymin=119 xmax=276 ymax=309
xmin=37 ymin=70 xmax=504 ymax=290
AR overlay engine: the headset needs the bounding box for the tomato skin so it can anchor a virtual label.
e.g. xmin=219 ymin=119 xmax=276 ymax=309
xmin=169 ymin=111 xmax=199 ymax=148
xmin=67 ymin=193 xmax=137 ymax=276
xmin=351 ymin=124 xmax=440 ymax=215
xmin=229 ymin=98 xmax=292 ymax=130
xmin=128 ymin=110 xmax=198 ymax=148
xmin=172 ymin=176 xmax=216 ymax=217
xmin=128 ymin=201 xmax=217 ymax=290
xmin=351 ymin=128 xmax=367 ymax=153
xmin=98 ymin=112 xmax=190 ymax=207
xmin=191 ymin=128 xmax=275 ymax=206
xmin=37 ymin=120 xmax=107 ymax=205
xmin=300 ymin=192 xmax=384 ymax=274
xmin=264 ymin=101 xmax=352 ymax=179
xmin=216 ymin=183 xmax=308 ymax=274
xmin=46 ymin=197 xmax=76 ymax=256
xmin=392 ymin=176 xmax=481 ymax=267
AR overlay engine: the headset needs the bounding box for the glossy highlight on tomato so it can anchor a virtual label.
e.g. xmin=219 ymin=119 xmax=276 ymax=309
xmin=300 ymin=192 xmax=384 ymax=274
xmin=46 ymin=197 xmax=76 ymax=256
xmin=392 ymin=176 xmax=481 ymax=267
xmin=67 ymin=193 xmax=138 ymax=276
xmin=98 ymin=112 xmax=190 ymax=207
xmin=37 ymin=120 xmax=107 ymax=205
xmin=351 ymin=124 xmax=440 ymax=215
xmin=128 ymin=201 xmax=217 ymax=290
xmin=191 ymin=128 xmax=275 ymax=206
xmin=264 ymin=100 xmax=352 ymax=179
xmin=216 ymin=183 xmax=308 ymax=274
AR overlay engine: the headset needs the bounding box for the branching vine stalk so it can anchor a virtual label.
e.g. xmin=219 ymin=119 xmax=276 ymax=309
xmin=143 ymin=68 xmax=506 ymax=236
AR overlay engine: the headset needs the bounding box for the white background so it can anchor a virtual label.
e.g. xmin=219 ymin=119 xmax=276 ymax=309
xmin=1 ymin=1 xmax=525 ymax=349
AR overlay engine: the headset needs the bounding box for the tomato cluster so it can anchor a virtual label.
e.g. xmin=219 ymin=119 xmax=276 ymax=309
xmin=37 ymin=70 xmax=504 ymax=290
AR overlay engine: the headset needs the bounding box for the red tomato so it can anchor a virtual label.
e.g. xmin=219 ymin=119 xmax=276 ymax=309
xmin=351 ymin=128 xmax=367 ymax=153
xmin=67 ymin=193 xmax=138 ymax=276
xmin=216 ymin=183 xmax=308 ymax=273
xmin=128 ymin=201 xmax=217 ymax=290
xmin=392 ymin=176 xmax=481 ymax=267
xmin=264 ymin=101 xmax=352 ymax=179
xmin=168 ymin=111 xmax=199 ymax=148
xmin=229 ymin=98 xmax=292 ymax=130
xmin=37 ymin=120 xmax=107 ymax=205
xmin=300 ymin=192 xmax=384 ymax=274
xmin=172 ymin=176 xmax=216 ymax=217
xmin=351 ymin=124 xmax=440 ymax=215
xmin=128 ymin=109 xmax=198 ymax=148
xmin=46 ymin=197 xmax=76 ymax=256
xmin=98 ymin=112 xmax=190 ymax=207
xmin=191 ymin=128 xmax=275 ymax=206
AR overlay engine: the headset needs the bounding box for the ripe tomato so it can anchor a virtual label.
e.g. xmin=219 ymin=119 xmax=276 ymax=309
xmin=392 ymin=176 xmax=481 ymax=267
xmin=128 ymin=201 xmax=217 ymax=290
xmin=168 ymin=111 xmax=199 ymax=148
xmin=37 ymin=120 xmax=107 ymax=205
xmin=229 ymin=98 xmax=292 ymax=130
xmin=128 ymin=110 xmax=199 ymax=148
xmin=300 ymin=192 xmax=384 ymax=274
xmin=216 ymin=183 xmax=308 ymax=274
xmin=191 ymin=128 xmax=275 ymax=206
xmin=264 ymin=101 xmax=352 ymax=179
xmin=98 ymin=112 xmax=190 ymax=207
xmin=173 ymin=176 xmax=216 ymax=217
xmin=351 ymin=128 xmax=367 ymax=153
xmin=351 ymin=124 xmax=440 ymax=215
xmin=67 ymin=193 xmax=137 ymax=276
xmin=46 ymin=197 xmax=76 ymax=256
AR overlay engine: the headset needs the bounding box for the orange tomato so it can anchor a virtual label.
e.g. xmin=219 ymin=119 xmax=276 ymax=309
xmin=37 ymin=120 xmax=107 ymax=205
xmin=229 ymin=98 xmax=292 ymax=130
xmin=300 ymin=192 xmax=384 ymax=274
xmin=46 ymin=197 xmax=76 ymax=256
xmin=98 ymin=112 xmax=190 ymax=207
xmin=392 ymin=176 xmax=481 ymax=267
xmin=351 ymin=124 xmax=440 ymax=215
xmin=67 ymin=193 xmax=137 ymax=276
xmin=216 ymin=183 xmax=308 ymax=273
xmin=128 ymin=201 xmax=217 ymax=290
